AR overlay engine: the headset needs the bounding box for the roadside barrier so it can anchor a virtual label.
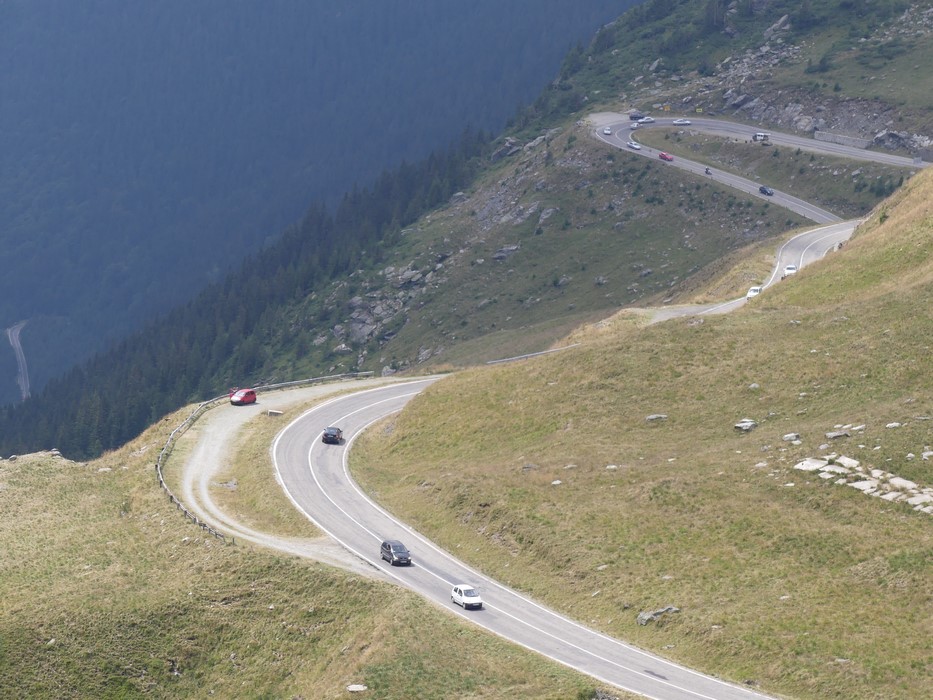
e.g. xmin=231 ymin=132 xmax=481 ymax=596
xmin=154 ymin=371 xmax=374 ymax=542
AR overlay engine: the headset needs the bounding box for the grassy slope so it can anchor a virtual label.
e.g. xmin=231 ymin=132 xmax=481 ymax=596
xmin=0 ymin=413 xmax=621 ymax=700
xmin=350 ymin=168 xmax=933 ymax=699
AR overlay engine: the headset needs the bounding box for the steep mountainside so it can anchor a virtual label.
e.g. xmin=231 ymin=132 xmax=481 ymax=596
xmin=0 ymin=0 xmax=929 ymax=460
xmin=0 ymin=0 xmax=630 ymax=404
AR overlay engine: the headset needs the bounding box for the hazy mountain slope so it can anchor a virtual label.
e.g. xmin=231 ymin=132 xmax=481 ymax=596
xmin=0 ymin=0 xmax=632 ymax=404
xmin=350 ymin=166 xmax=933 ymax=700
xmin=1 ymin=1 xmax=928 ymax=461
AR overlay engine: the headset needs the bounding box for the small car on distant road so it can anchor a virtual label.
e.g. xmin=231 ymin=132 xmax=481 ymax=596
xmin=746 ymin=286 xmax=762 ymax=299
xmin=637 ymin=116 xmax=655 ymax=124
xmin=783 ymin=264 xmax=798 ymax=277
xmin=322 ymin=426 xmax=343 ymax=444
xmin=759 ymin=185 xmax=775 ymax=196
xmin=626 ymin=140 xmax=641 ymax=150
xmin=380 ymin=540 xmax=412 ymax=566
xmin=602 ymin=126 xmax=613 ymax=135
xmin=229 ymin=388 xmax=257 ymax=406
xmin=672 ymin=118 xmax=692 ymax=125
xmin=658 ymin=152 xmax=674 ymax=161
xmin=451 ymin=584 xmax=483 ymax=610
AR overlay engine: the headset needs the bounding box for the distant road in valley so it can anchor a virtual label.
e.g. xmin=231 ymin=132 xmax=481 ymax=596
xmin=5 ymin=321 xmax=31 ymax=401
xmin=646 ymin=219 xmax=858 ymax=323
xmin=592 ymin=114 xmax=927 ymax=224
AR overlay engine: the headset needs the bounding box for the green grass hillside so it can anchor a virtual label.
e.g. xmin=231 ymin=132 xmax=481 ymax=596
xmin=351 ymin=167 xmax=933 ymax=699
xmin=0 ymin=415 xmax=622 ymax=699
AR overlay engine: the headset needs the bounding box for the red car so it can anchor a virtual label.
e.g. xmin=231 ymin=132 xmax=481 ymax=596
xmin=658 ymin=152 xmax=674 ymax=161
xmin=229 ymin=388 xmax=257 ymax=405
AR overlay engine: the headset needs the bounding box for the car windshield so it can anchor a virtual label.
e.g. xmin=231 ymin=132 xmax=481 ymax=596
xmin=463 ymin=588 xmax=478 ymax=597
xmin=392 ymin=546 xmax=409 ymax=554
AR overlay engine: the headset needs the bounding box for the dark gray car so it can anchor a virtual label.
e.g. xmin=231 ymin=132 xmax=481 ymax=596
xmin=380 ymin=539 xmax=412 ymax=566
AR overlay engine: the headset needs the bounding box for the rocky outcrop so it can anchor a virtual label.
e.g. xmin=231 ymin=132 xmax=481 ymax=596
xmin=637 ymin=605 xmax=680 ymax=626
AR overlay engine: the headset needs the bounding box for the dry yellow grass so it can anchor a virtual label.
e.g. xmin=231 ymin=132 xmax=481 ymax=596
xmin=351 ymin=169 xmax=933 ymax=700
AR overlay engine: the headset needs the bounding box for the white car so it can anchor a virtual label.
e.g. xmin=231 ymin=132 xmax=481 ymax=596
xmin=783 ymin=264 xmax=798 ymax=277
xmin=602 ymin=126 xmax=613 ymax=135
xmin=746 ymin=286 xmax=762 ymax=299
xmin=629 ymin=123 xmax=640 ymax=130
xmin=451 ymin=584 xmax=483 ymax=610
xmin=672 ymin=118 xmax=692 ymax=126
xmin=626 ymin=140 xmax=641 ymax=150
xmin=637 ymin=116 xmax=655 ymax=124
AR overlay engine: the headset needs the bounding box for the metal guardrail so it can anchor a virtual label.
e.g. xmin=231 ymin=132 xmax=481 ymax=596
xmin=154 ymin=371 xmax=374 ymax=542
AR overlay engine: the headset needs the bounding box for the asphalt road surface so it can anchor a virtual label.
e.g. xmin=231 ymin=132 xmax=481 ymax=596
xmin=271 ymin=379 xmax=778 ymax=700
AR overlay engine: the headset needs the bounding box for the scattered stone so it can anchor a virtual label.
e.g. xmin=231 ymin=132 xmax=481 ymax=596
xmin=821 ymin=465 xmax=850 ymax=475
xmin=605 ymin=464 xmax=619 ymax=470
xmin=735 ymin=418 xmax=758 ymax=432
xmin=493 ymin=244 xmax=520 ymax=260
xmin=794 ymin=458 xmax=828 ymax=472
xmin=646 ymin=414 xmax=668 ymax=422
xmin=886 ymin=422 xmax=902 ymax=429
xmin=748 ymin=383 xmax=760 ymax=390
xmin=888 ymin=477 xmax=917 ymax=491
xmin=849 ymin=480 xmax=878 ymax=493
xmin=551 ymin=480 xmax=562 ymax=486
xmin=637 ymin=605 xmax=680 ymax=626
xmin=782 ymin=433 xmax=801 ymax=442
xmin=825 ymin=431 xmax=850 ymax=440
xmin=835 ymin=455 xmax=860 ymax=470
xmin=347 ymin=684 xmax=368 ymax=693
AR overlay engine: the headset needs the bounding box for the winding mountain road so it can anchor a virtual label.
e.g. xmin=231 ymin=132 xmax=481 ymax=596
xmin=174 ymin=117 xmax=908 ymax=698
xmin=5 ymin=320 xmax=31 ymax=401
xmin=593 ymin=114 xmax=926 ymax=224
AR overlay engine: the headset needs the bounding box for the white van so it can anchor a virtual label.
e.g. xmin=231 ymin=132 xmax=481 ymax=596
xmin=753 ymin=132 xmax=771 ymax=142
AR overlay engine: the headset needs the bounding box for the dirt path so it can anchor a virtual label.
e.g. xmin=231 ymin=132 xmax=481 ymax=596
xmin=176 ymin=378 xmax=404 ymax=578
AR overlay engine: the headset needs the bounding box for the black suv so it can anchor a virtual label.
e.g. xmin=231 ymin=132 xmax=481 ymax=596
xmin=322 ymin=426 xmax=343 ymax=444
xmin=380 ymin=540 xmax=412 ymax=566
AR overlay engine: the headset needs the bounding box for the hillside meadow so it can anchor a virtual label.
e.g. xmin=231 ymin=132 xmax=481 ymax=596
xmin=0 ymin=410 xmax=624 ymax=699
xmin=350 ymin=169 xmax=933 ymax=699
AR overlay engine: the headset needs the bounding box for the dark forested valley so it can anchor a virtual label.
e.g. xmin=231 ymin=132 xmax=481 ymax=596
xmin=0 ymin=0 xmax=632 ymax=405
